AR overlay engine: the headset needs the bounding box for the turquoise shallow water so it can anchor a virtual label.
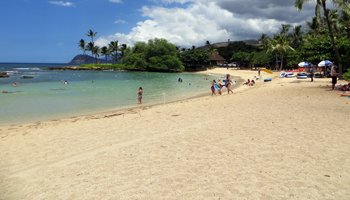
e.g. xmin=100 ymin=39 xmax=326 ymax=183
xmin=0 ymin=64 xmax=221 ymax=125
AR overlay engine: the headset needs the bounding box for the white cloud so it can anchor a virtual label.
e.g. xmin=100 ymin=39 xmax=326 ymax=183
xmin=109 ymin=0 xmax=123 ymax=3
xmin=114 ymin=19 xmax=127 ymax=24
xmin=96 ymin=0 xmax=314 ymax=48
xmin=48 ymin=1 xmax=74 ymax=7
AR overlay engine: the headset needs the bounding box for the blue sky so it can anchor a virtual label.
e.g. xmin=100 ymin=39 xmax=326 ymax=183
xmin=0 ymin=0 xmax=314 ymax=63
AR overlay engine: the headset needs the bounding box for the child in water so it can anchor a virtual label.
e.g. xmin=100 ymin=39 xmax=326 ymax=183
xmin=137 ymin=87 xmax=143 ymax=104
xmin=211 ymin=81 xmax=216 ymax=96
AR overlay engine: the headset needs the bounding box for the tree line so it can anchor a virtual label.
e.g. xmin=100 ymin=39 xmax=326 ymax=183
xmin=78 ymin=30 xmax=210 ymax=72
xmin=79 ymin=29 xmax=127 ymax=64
xmin=78 ymin=0 xmax=350 ymax=76
xmin=224 ymin=0 xmax=350 ymax=76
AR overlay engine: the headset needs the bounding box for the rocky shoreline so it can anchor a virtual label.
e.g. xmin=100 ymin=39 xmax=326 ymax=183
xmin=0 ymin=72 xmax=10 ymax=78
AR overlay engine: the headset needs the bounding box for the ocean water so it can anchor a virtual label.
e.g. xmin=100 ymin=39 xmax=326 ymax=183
xmin=0 ymin=63 xmax=222 ymax=125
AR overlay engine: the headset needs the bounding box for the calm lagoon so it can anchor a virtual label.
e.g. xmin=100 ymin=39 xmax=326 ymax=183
xmin=0 ymin=63 xmax=220 ymax=125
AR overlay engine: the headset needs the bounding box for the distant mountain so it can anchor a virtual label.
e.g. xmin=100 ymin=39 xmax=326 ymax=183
xmin=69 ymin=54 xmax=112 ymax=65
xmin=199 ymin=39 xmax=260 ymax=49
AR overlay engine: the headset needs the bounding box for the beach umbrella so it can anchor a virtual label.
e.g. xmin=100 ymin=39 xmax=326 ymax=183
xmin=298 ymin=61 xmax=311 ymax=67
xmin=318 ymin=60 xmax=333 ymax=67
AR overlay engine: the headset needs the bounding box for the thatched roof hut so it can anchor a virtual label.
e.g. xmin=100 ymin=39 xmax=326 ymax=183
xmin=209 ymin=52 xmax=226 ymax=66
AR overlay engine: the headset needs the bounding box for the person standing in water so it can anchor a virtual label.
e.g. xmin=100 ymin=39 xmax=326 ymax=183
xmin=211 ymin=80 xmax=216 ymax=96
xmin=226 ymin=74 xmax=234 ymax=94
xmin=137 ymin=87 xmax=143 ymax=104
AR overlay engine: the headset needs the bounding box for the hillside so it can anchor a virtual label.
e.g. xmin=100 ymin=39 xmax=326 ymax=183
xmin=69 ymin=54 xmax=111 ymax=65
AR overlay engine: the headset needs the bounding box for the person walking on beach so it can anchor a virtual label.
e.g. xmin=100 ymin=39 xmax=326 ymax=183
xmin=331 ymin=64 xmax=338 ymax=90
xmin=226 ymin=74 xmax=234 ymax=94
xmin=137 ymin=87 xmax=143 ymax=104
xmin=309 ymin=65 xmax=315 ymax=82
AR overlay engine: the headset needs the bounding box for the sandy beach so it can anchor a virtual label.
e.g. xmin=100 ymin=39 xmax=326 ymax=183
xmin=1 ymin=68 xmax=349 ymax=199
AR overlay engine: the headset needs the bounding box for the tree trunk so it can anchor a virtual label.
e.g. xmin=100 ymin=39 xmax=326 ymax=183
xmin=275 ymin=54 xmax=278 ymax=70
xmin=322 ymin=1 xmax=342 ymax=76
xmin=280 ymin=54 xmax=284 ymax=71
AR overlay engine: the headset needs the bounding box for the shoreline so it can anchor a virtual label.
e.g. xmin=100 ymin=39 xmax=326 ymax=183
xmin=0 ymin=70 xmax=221 ymax=127
xmin=1 ymin=68 xmax=349 ymax=199
xmin=2 ymin=67 xmax=334 ymax=128
xmin=0 ymin=69 xmax=244 ymax=127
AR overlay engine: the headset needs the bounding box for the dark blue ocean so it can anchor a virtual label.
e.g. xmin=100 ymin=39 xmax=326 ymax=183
xmin=0 ymin=63 xmax=221 ymax=125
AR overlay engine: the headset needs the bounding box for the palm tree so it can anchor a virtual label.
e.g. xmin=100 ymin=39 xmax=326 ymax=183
xmin=204 ymin=40 xmax=218 ymax=57
xmin=291 ymin=25 xmax=304 ymax=48
xmin=101 ymin=46 xmax=109 ymax=62
xmin=86 ymin=29 xmax=97 ymax=43
xmin=280 ymin=24 xmax=291 ymax=35
xmin=268 ymin=35 xmax=295 ymax=70
xmin=78 ymin=39 xmax=86 ymax=55
xmin=306 ymin=17 xmax=322 ymax=35
xmin=329 ymin=10 xmax=342 ymax=34
xmin=335 ymin=0 xmax=350 ymax=15
xmin=119 ymin=44 xmax=127 ymax=58
xmin=108 ymin=40 xmax=120 ymax=63
xmin=295 ymin=0 xmax=343 ymax=75
xmin=92 ymin=46 xmax=100 ymax=64
xmin=86 ymin=42 xmax=95 ymax=58
xmin=259 ymin=33 xmax=271 ymax=51
xmin=339 ymin=10 xmax=350 ymax=38
xmin=266 ymin=38 xmax=279 ymax=70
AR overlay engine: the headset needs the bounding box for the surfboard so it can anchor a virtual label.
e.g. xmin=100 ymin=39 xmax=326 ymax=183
xmin=262 ymin=68 xmax=273 ymax=74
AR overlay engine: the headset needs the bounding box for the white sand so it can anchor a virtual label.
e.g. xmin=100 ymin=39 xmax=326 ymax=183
xmin=1 ymin=69 xmax=349 ymax=199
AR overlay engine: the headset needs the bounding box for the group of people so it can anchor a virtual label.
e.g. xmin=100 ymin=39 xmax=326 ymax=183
xmin=211 ymin=74 xmax=234 ymax=96
xmin=309 ymin=64 xmax=339 ymax=88
xmin=243 ymin=79 xmax=255 ymax=86
xmin=337 ymin=83 xmax=350 ymax=91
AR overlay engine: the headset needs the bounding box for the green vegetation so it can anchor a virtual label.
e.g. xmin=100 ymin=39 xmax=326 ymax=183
xmin=78 ymin=35 xmax=186 ymax=72
xmin=77 ymin=1 xmax=350 ymax=73
xmin=223 ymin=1 xmax=350 ymax=73
xmin=295 ymin=0 xmax=349 ymax=75
xmin=179 ymin=47 xmax=210 ymax=71
xmin=122 ymin=39 xmax=184 ymax=72
xmin=344 ymin=68 xmax=350 ymax=81
xmin=79 ymin=29 xmax=126 ymax=65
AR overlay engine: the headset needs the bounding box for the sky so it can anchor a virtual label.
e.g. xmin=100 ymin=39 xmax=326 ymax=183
xmin=0 ymin=0 xmax=315 ymax=63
